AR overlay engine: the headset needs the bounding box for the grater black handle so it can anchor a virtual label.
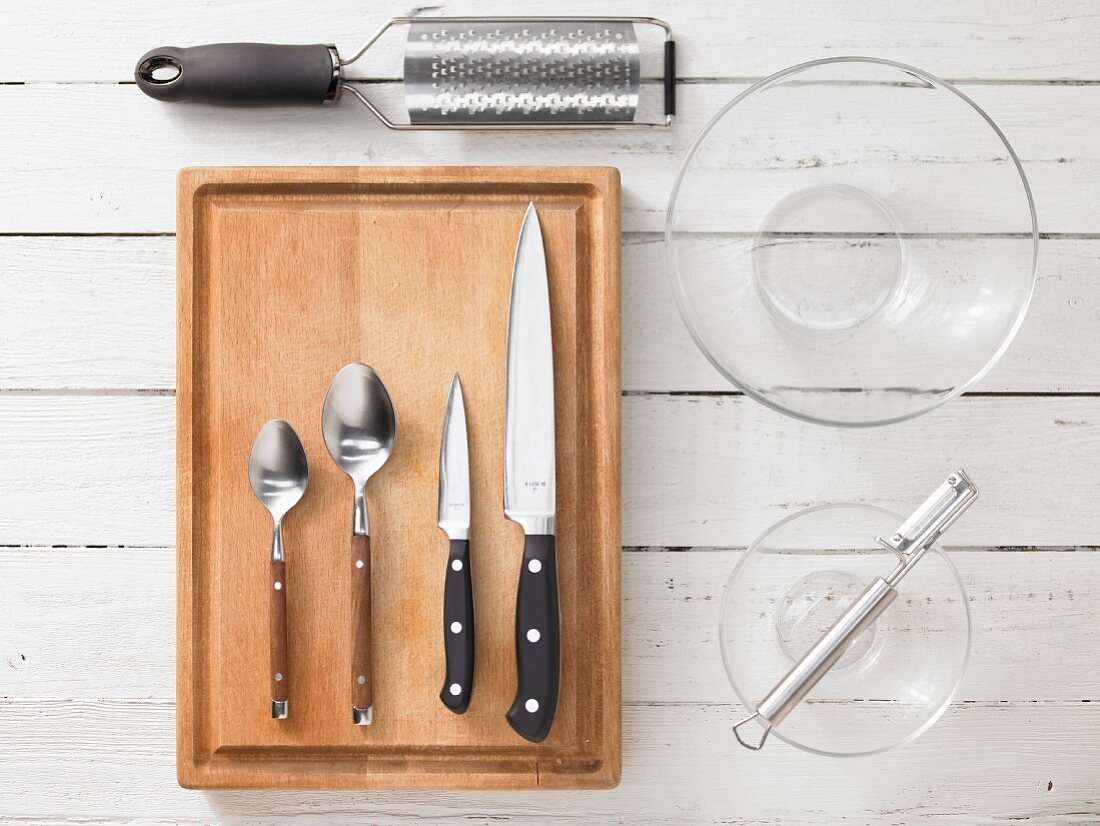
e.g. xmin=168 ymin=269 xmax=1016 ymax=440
xmin=134 ymin=43 xmax=339 ymax=105
xmin=664 ymin=39 xmax=676 ymax=117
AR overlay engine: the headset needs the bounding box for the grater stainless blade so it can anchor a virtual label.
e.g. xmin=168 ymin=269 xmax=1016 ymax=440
xmin=404 ymin=21 xmax=640 ymax=124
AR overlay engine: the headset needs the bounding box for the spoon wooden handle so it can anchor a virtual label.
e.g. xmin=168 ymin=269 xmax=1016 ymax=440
xmin=351 ymin=533 xmax=373 ymax=723
xmin=270 ymin=559 xmax=289 ymax=719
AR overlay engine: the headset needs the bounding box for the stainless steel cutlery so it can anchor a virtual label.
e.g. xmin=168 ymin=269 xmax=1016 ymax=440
xmin=243 ymin=204 xmax=560 ymax=739
xmin=322 ymin=363 xmax=397 ymax=726
xmin=503 ymin=203 xmax=560 ymax=743
xmin=248 ymin=420 xmax=309 ymax=720
xmin=438 ymin=374 xmax=474 ymax=713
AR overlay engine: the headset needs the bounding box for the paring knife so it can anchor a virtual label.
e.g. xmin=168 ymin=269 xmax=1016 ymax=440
xmin=438 ymin=373 xmax=474 ymax=713
xmin=504 ymin=203 xmax=560 ymax=743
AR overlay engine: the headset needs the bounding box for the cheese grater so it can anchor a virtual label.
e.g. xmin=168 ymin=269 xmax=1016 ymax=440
xmin=135 ymin=16 xmax=675 ymax=129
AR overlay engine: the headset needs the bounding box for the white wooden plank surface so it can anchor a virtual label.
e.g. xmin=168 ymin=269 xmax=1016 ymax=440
xmin=623 ymin=394 xmax=1100 ymax=547
xmin=0 ymin=394 xmax=1096 ymax=547
xmin=0 ymin=698 xmax=1095 ymax=824
xmin=0 ymin=82 xmax=1094 ymax=233
xmin=2 ymin=547 xmax=1096 ymax=705
xmin=6 ymin=0 xmax=1100 ymax=82
xmin=0 ymin=237 xmax=174 ymax=390
xmin=2 ymin=235 xmax=1094 ymax=393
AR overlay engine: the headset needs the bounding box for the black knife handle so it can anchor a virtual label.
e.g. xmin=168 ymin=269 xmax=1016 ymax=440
xmin=439 ymin=538 xmax=475 ymax=713
xmin=506 ymin=534 xmax=560 ymax=742
xmin=134 ymin=43 xmax=338 ymax=105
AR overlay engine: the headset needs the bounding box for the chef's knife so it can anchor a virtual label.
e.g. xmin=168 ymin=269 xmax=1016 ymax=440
xmin=504 ymin=203 xmax=560 ymax=743
xmin=438 ymin=373 xmax=474 ymax=714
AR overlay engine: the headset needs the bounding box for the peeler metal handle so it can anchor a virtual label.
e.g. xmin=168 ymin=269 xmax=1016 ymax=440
xmin=733 ymin=470 xmax=979 ymax=751
xmin=733 ymin=576 xmax=897 ymax=750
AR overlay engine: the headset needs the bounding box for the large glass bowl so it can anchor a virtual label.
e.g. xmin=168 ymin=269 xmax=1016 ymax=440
xmin=720 ymin=504 xmax=971 ymax=757
xmin=667 ymin=57 xmax=1038 ymax=427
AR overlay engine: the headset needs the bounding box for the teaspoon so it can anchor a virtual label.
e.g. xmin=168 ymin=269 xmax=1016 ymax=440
xmin=248 ymin=419 xmax=309 ymax=720
xmin=321 ymin=363 xmax=396 ymax=725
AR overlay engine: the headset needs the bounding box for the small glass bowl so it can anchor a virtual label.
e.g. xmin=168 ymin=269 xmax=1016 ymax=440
xmin=720 ymin=504 xmax=971 ymax=757
xmin=667 ymin=57 xmax=1038 ymax=427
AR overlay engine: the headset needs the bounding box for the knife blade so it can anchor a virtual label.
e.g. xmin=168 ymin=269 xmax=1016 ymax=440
xmin=503 ymin=202 xmax=560 ymax=743
xmin=438 ymin=373 xmax=474 ymax=713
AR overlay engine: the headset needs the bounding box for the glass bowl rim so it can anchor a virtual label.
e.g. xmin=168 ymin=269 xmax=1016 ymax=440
xmin=665 ymin=55 xmax=1040 ymax=428
xmin=718 ymin=502 xmax=973 ymax=757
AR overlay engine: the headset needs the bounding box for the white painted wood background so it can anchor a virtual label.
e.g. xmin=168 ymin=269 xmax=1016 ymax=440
xmin=1 ymin=1 xmax=1098 ymax=822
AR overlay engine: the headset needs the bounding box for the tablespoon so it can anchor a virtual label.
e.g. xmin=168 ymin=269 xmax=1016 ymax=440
xmin=248 ymin=419 xmax=309 ymax=720
xmin=322 ymin=363 xmax=396 ymax=725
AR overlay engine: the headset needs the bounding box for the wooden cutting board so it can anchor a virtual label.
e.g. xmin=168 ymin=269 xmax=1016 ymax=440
xmin=176 ymin=166 xmax=621 ymax=790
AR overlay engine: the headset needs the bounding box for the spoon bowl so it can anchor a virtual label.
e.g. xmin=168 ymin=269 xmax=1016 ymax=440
xmin=248 ymin=419 xmax=309 ymax=527
xmin=322 ymin=363 xmax=397 ymax=497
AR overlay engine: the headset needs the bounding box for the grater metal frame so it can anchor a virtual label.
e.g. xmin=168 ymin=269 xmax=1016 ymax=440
xmin=336 ymin=16 xmax=676 ymax=130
